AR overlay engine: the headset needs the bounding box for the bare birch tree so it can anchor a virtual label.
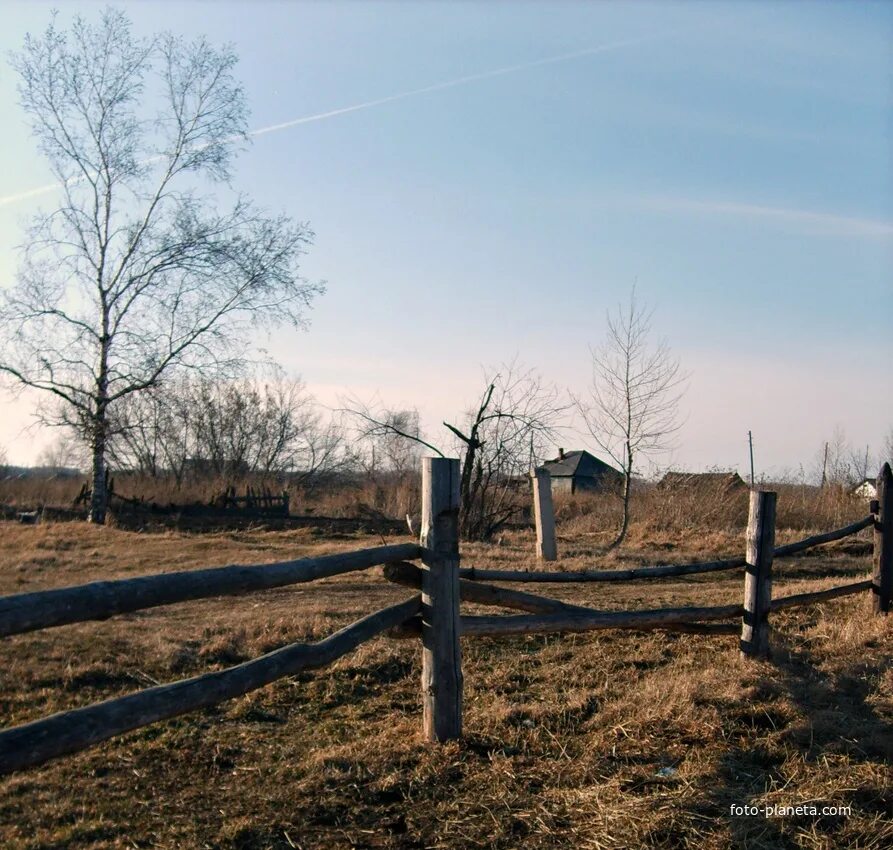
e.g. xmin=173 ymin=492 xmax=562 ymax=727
xmin=0 ymin=10 xmax=323 ymax=522
xmin=576 ymin=290 xmax=686 ymax=549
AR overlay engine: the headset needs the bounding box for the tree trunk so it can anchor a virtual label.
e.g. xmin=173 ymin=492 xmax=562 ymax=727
xmin=90 ymin=309 xmax=112 ymax=524
xmin=457 ymin=439 xmax=481 ymax=540
xmin=609 ymin=442 xmax=633 ymax=550
xmin=89 ymin=422 xmax=108 ymax=524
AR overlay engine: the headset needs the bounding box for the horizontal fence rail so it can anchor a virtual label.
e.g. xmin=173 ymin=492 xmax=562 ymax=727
xmin=458 ymin=516 xmax=874 ymax=584
xmin=770 ymin=579 xmax=874 ymax=611
xmin=460 ymin=603 xmax=745 ymax=637
xmin=773 ymin=516 xmax=874 ymax=558
xmin=384 ymin=562 xmax=733 ymax=634
xmin=0 ymin=595 xmax=422 ymax=776
xmin=0 ymin=543 xmax=422 ymax=638
xmin=459 ymin=557 xmax=746 ymax=583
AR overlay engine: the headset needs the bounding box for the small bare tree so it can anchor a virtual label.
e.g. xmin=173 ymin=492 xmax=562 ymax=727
xmin=447 ymin=364 xmax=565 ymax=538
xmin=109 ymin=373 xmax=347 ymax=485
xmin=814 ymin=426 xmax=859 ymax=488
xmin=576 ymin=290 xmax=686 ymax=549
xmin=345 ymin=361 xmax=565 ymax=539
xmin=0 ymin=10 xmax=323 ymax=523
xmin=353 ymin=408 xmax=425 ymax=479
xmin=35 ymin=433 xmax=89 ymax=471
xmin=105 ymin=380 xmax=193 ymax=481
xmin=187 ymin=376 xmax=345 ymax=481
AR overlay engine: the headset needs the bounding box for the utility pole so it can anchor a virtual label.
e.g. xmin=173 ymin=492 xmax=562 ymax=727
xmin=821 ymin=442 xmax=829 ymax=488
xmin=748 ymin=430 xmax=755 ymax=489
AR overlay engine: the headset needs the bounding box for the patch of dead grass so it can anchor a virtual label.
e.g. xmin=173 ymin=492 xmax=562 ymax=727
xmin=0 ymin=519 xmax=889 ymax=849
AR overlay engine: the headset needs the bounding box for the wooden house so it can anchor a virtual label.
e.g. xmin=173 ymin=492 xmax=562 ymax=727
xmin=541 ymin=449 xmax=623 ymax=494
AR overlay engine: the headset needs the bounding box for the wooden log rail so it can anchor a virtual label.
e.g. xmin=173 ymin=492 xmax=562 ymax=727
xmin=460 ymin=603 xmax=744 ymax=637
xmin=384 ymin=562 xmax=736 ymax=635
xmin=0 ymin=543 xmax=421 ymax=638
xmin=458 ymin=557 xmax=746 ymax=583
xmin=457 ymin=515 xmax=874 ymax=584
xmin=770 ymin=579 xmax=873 ymax=611
xmin=0 ymin=595 xmax=422 ymax=776
xmin=773 ymin=515 xmax=874 ymax=557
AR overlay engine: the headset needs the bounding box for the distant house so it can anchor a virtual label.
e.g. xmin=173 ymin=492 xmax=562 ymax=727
xmin=851 ymin=478 xmax=877 ymax=500
xmin=542 ymin=449 xmax=623 ymax=494
xmin=659 ymin=471 xmax=748 ymax=493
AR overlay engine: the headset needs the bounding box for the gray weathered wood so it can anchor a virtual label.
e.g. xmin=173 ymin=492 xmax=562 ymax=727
xmin=740 ymin=490 xmax=776 ymax=659
xmin=531 ymin=467 xmax=557 ymax=561
xmin=458 ymin=556 xmax=746 ymax=583
xmin=0 ymin=595 xmax=421 ymax=776
xmin=383 ymin=561 xmax=736 ymax=635
xmin=384 ymin=561 xmax=575 ymax=613
xmin=0 ymin=543 xmax=421 ymax=638
xmin=874 ymin=463 xmax=893 ymax=615
xmin=665 ymin=622 xmax=739 ymax=635
xmin=771 ymin=580 xmax=872 ymax=611
xmin=420 ymin=457 xmax=462 ymax=742
xmin=774 ymin=515 xmax=873 ymax=558
xmin=460 ymin=602 xmax=743 ymax=636
xmin=452 ymin=516 xmax=871 ymax=586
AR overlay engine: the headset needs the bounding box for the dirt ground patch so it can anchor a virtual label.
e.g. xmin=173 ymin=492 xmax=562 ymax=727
xmin=0 ymin=520 xmax=890 ymax=849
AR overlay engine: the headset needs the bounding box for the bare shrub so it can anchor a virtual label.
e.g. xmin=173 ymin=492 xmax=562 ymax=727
xmin=345 ymin=360 xmax=566 ymax=540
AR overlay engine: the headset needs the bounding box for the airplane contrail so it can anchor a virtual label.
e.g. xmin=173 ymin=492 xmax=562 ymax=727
xmin=0 ymin=31 xmax=671 ymax=208
xmin=248 ymin=32 xmax=670 ymax=139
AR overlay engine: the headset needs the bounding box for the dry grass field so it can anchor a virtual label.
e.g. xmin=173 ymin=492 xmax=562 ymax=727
xmin=0 ymin=514 xmax=890 ymax=849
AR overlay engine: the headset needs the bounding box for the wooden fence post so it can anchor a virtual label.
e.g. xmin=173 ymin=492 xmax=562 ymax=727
xmin=740 ymin=490 xmax=776 ymax=659
xmin=420 ymin=457 xmax=463 ymax=741
xmin=873 ymin=463 xmax=892 ymax=615
xmin=531 ymin=467 xmax=558 ymax=562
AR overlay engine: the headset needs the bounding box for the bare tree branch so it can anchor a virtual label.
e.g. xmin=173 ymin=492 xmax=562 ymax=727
xmin=1 ymin=9 xmax=323 ymax=523
xmin=342 ymin=360 xmax=567 ymax=539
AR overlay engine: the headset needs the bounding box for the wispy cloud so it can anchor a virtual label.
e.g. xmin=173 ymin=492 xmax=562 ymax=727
xmin=637 ymin=195 xmax=893 ymax=239
xmin=0 ymin=31 xmax=672 ymax=209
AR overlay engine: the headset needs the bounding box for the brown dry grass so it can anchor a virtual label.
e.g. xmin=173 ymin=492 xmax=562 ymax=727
xmin=0 ymin=515 xmax=890 ymax=850
xmin=0 ymin=472 xmax=422 ymax=522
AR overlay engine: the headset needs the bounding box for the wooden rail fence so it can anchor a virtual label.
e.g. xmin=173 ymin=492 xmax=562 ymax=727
xmin=0 ymin=460 xmax=889 ymax=775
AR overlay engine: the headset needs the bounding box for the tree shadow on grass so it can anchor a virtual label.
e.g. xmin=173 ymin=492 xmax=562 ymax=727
xmin=690 ymin=630 xmax=892 ymax=848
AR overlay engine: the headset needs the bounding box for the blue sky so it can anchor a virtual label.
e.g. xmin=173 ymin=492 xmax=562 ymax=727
xmin=0 ymin=1 xmax=891 ymax=475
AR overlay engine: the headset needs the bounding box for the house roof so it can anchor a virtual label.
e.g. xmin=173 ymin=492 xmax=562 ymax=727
xmin=850 ymin=478 xmax=876 ymax=492
xmin=659 ymin=471 xmax=747 ymax=490
xmin=542 ymin=450 xmax=621 ymax=479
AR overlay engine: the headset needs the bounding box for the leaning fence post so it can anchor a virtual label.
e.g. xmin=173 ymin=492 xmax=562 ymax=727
xmin=531 ymin=467 xmax=558 ymax=562
xmin=873 ymin=463 xmax=892 ymax=615
xmin=420 ymin=456 xmax=463 ymax=741
xmin=740 ymin=490 xmax=776 ymax=659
